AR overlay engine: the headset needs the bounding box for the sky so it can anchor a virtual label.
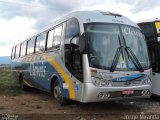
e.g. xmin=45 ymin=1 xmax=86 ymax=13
xmin=0 ymin=0 xmax=160 ymax=56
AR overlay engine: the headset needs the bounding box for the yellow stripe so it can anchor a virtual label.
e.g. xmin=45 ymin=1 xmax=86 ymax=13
xmin=44 ymin=53 xmax=75 ymax=99
xmin=24 ymin=80 xmax=32 ymax=87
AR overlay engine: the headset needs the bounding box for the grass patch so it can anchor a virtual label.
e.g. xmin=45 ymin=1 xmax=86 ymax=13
xmin=0 ymin=69 xmax=23 ymax=95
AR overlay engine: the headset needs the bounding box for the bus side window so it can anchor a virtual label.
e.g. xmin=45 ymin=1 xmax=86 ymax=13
xmin=27 ymin=38 xmax=35 ymax=55
xmin=20 ymin=42 xmax=27 ymax=57
xmin=11 ymin=47 xmax=15 ymax=59
xmin=139 ymin=23 xmax=155 ymax=40
xmin=53 ymin=25 xmax=62 ymax=49
xmin=47 ymin=29 xmax=54 ymax=50
xmin=65 ymin=18 xmax=83 ymax=80
xmin=35 ymin=33 xmax=46 ymax=53
xmin=15 ymin=45 xmax=20 ymax=59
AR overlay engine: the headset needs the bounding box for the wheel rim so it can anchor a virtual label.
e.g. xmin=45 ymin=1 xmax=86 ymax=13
xmin=54 ymin=83 xmax=61 ymax=101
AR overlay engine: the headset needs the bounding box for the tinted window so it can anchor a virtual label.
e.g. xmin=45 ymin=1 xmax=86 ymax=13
xmin=65 ymin=18 xmax=80 ymax=40
xmin=35 ymin=33 xmax=46 ymax=53
xmin=47 ymin=29 xmax=54 ymax=50
xmin=27 ymin=37 xmax=35 ymax=55
xmin=15 ymin=45 xmax=20 ymax=58
xmin=138 ymin=23 xmax=155 ymax=40
xmin=53 ymin=25 xmax=62 ymax=48
xmin=11 ymin=47 xmax=15 ymax=59
xmin=20 ymin=42 xmax=27 ymax=57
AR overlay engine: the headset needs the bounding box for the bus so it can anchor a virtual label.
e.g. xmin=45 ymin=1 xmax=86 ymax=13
xmin=11 ymin=11 xmax=151 ymax=105
xmin=138 ymin=18 xmax=160 ymax=96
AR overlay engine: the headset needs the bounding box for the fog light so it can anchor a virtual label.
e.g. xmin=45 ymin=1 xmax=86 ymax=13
xmin=98 ymin=92 xmax=103 ymax=98
xmin=144 ymin=90 xmax=150 ymax=95
xmin=141 ymin=90 xmax=145 ymax=95
xmin=141 ymin=90 xmax=150 ymax=96
xmin=98 ymin=92 xmax=110 ymax=98
xmin=105 ymin=93 xmax=110 ymax=98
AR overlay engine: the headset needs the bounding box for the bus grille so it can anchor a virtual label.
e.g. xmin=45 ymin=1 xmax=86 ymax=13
xmin=111 ymin=80 xmax=141 ymax=87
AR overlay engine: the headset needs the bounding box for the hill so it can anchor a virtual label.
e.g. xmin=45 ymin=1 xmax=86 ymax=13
xmin=0 ymin=56 xmax=11 ymax=64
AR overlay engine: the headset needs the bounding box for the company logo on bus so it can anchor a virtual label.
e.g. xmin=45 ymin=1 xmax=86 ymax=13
xmin=112 ymin=74 xmax=145 ymax=82
xmin=30 ymin=63 xmax=46 ymax=78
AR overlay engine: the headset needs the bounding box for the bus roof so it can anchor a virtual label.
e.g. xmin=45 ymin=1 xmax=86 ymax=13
xmin=137 ymin=18 xmax=160 ymax=24
xmin=14 ymin=10 xmax=139 ymax=47
xmin=43 ymin=10 xmax=138 ymax=30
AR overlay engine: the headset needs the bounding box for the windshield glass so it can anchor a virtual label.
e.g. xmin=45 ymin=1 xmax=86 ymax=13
xmin=121 ymin=25 xmax=149 ymax=68
xmin=85 ymin=23 xmax=149 ymax=70
xmin=86 ymin=24 xmax=120 ymax=69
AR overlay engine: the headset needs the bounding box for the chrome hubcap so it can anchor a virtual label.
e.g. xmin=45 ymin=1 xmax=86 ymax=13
xmin=54 ymin=84 xmax=61 ymax=100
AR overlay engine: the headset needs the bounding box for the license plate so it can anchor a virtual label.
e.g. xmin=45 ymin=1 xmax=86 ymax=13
xmin=122 ymin=89 xmax=134 ymax=95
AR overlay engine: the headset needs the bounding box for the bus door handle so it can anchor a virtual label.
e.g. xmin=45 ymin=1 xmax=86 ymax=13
xmin=152 ymin=72 xmax=156 ymax=76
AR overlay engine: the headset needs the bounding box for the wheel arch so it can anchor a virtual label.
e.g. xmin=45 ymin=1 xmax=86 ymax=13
xmin=50 ymin=75 xmax=62 ymax=93
xmin=18 ymin=72 xmax=23 ymax=83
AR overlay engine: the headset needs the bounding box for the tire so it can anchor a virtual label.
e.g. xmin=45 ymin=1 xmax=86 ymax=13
xmin=53 ymin=79 xmax=69 ymax=105
xmin=19 ymin=75 xmax=30 ymax=91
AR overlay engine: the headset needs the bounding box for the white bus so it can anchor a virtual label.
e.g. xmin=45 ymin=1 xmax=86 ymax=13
xmin=11 ymin=11 xmax=151 ymax=105
xmin=138 ymin=18 xmax=160 ymax=96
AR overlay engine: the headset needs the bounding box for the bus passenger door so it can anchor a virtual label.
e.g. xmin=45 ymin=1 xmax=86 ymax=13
xmin=64 ymin=18 xmax=83 ymax=81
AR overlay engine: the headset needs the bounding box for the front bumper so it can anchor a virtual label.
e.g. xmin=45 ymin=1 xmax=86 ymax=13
xmin=81 ymin=83 xmax=151 ymax=103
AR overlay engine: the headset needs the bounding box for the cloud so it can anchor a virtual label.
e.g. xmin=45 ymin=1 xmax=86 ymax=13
xmin=0 ymin=17 xmax=36 ymax=56
xmin=0 ymin=0 xmax=85 ymax=29
xmin=1 ymin=0 xmax=160 ymax=29
xmin=115 ymin=0 xmax=160 ymax=13
xmin=0 ymin=0 xmax=160 ymax=56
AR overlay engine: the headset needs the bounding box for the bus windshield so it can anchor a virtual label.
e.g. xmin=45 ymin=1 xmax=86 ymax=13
xmin=85 ymin=23 xmax=149 ymax=70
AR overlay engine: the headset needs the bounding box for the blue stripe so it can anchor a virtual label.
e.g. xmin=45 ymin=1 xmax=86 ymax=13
xmin=112 ymin=74 xmax=146 ymax=82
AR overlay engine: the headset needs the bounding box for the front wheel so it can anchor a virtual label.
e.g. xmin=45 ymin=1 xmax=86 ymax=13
xmin=53 ymin=79 xmax=69 ymax=105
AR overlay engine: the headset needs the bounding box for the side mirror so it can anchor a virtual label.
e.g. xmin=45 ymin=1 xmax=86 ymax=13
xmin=70 ymin=34 xmax=85 ymax=53
xmin=71 ymin=36 xmax=80 ymax=47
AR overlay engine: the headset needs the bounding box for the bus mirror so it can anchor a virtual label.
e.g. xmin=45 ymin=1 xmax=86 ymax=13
xmin=70 ymin=34 xmax=85 ymax=53
xmin=71 ymin=36 xmax=80 ymax=47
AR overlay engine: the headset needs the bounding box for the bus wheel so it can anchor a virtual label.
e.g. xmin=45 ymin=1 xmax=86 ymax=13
xmin=19 ymin=75 xmax=30 ymax=91
xmin=53 ymin=79 xmax=68 ymax=105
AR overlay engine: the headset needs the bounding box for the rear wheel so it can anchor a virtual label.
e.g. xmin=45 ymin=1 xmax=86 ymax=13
xmin=19 ymin=75 xmax=30 ymax=91
xmin=53 ymin=79 xmax=69 ymax=105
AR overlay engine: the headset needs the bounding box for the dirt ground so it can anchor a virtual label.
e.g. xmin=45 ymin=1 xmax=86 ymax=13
xmin=1 ymin=88 xmax=160 ymax=120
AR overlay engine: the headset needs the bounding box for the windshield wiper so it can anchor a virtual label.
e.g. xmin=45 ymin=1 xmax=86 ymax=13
xmin=123 ymin=36 xmax=144 ymax=72
xmin=110 ymin=36 xmax=144 ymax=72
xmin=110 ymin=35 xmax=124 ymax=72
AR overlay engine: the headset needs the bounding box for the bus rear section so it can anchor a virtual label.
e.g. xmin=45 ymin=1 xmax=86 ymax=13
xmin=138 ymin=19 xmax=160 ymax=96
xmin=11 ymin=11 xmax=151 ymax=105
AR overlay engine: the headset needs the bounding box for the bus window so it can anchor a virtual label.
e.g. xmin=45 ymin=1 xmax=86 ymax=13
xmin=65 ymin=18 xmax=80 ymax=39
xmin=20 ymin=42 xmax=27 ymax=57
xmin=65 ymin=18 xmax=82 ymax=80
xmin=53 ymin=25 xmax=62 ymax=49
xmin=11 ymin=47 xmax=15 ymax=59
xmin=27 ymin=37 xmax=35 ymax=55
xmin=138 ymin=23 xmax=155 ymax=41
xmin=15 ymin=45 xmax=20 ymax=58
xmin=35 ymin=33 xmax=46 ymax=53
xmin=47 ymin=29 xmax=54 ymax=50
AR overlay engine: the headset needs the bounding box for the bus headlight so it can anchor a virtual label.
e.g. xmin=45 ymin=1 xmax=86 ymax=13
xmin=92 ymin=77 xmax=101 ymax=86
xmin=106 ymin=80 xmax=113 ymax=87
xmin=92 ymin=77 xmax=113 ymax=87
xmin=100 ymin=80 xmax=106 ymax=86
xmin=142 ymin=78 xmax=151 ymax=85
